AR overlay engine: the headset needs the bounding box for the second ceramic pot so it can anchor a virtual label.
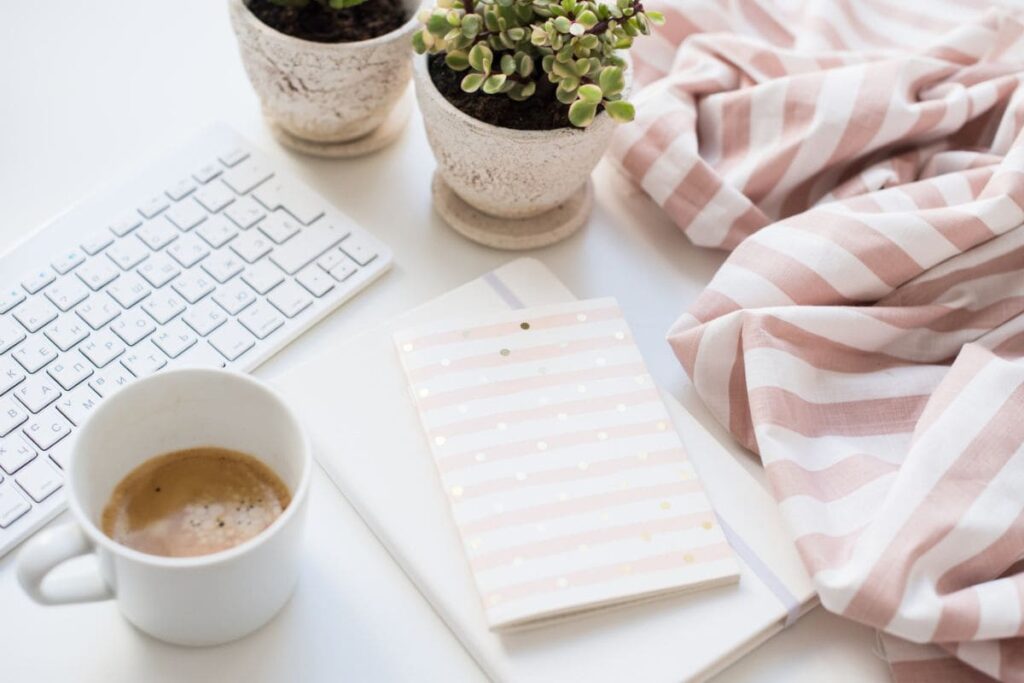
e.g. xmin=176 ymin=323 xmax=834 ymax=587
xmin=413 ymin=55 xmax=619 ymax=221
xmin=229 ymin=0 xmax=420 ymax=144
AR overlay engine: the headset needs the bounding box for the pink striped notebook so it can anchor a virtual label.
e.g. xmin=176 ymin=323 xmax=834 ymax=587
xmin=394 ymin=298 xmax=739 ymax=630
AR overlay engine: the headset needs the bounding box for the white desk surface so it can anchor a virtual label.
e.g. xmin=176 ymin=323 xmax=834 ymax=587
xmin=0 ymin=2 xmax=892 ymax=681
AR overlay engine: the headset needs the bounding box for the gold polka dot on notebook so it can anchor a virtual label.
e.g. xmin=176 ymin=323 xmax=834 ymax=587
xmin=520 ymin=322 xmax=530 ymax=330
xmin=597 ymin=431 xmax=608 ymax=441
xmin=641 ymin=532 xmax=652 ymax=542
xmin=702 ymin=521 xmax=714 ymax=530
xmin=684 ymin=554 xmax=695 ymax=563
xmin=537 ymin=441 xmax=548 ymax=451
xmin=620 ymin=564 xmax=633 ymax=575
xmin=614 ymin=331 xmax=626 ymax=340
xmin=402 ymin=343 xmax=413 ymax=352
xmin=660 ymin=501 xmax=671 ymax=511
xmin=558 ymin=492 xmax=569 ymax=502
xmin=556 ymin=577 xmax=569 ymax=588
xmin=450 ymin=485 xmax=464 ymax=497
xmin=499 ymin=348 xmax=511 ymax=357
xmin=657 ymin=421 xmax=667 ymax=431
xmin=434 ymin=436 xmax=446 ymax=446
xmin=637 ymin=451 xmax=648 ymax=461
xmin=577 ymin=313 xmax=588 ymax=322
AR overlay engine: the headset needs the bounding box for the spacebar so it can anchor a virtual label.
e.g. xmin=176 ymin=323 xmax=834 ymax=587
xmin=270 ymin=222 xmax=351 ymax=274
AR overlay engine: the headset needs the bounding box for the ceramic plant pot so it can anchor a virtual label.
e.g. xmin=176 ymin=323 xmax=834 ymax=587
xmin=229 ymin=0 xmax=420 ymax=157
xmin=413 ymin=55 xmax=621 ymax=250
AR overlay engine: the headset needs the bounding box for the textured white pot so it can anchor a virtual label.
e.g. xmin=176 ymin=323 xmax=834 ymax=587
xmin=229 ymin=0 xmax=419 ymax=145
xmin=414 ymin=55 xmax=617 ymax=221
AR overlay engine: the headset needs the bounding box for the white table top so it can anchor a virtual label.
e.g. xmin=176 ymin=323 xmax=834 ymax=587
xmin=0 ymin=2 xmax=892 ymax=681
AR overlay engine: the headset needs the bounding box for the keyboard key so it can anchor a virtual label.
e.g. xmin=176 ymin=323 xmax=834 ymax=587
xmin=182 ymin=298 xmax=227 ymax=336
xmin=12 ymin=337 xmax=58 ymax=373
xmin=222 ymin=160 xmax=272 ymax=194
xmin=168 ymin=339 xmax=226 ymax=369
xmin=52 ymin=248 xmax=86 ymax=275
xmin=89 ymin=363 xmax=133 ymax=398
xmin=316 ymin=248 xmax=346 ymax=272
xmin=109 ymin=212 xmax=143 ymax=237
xmin=0 ymin=286 xmax=26 ymax=314
xmin=196 ymin=215 xmax=239 ymax=248
xmin=141 ymin=291 xmax=186 ymax=325
xmin=213 ymin=280 xmax=256 ymax=315
xmin=139 ymin=195 xmax=170 ymax=218
xmin=268 ymin=281 xmax=312 ymax=318
xmin=340 ymin=234 xmax=379 ymax=266
xmin=238 ymin=302 xmax=284 ymax=340
xmin=219 ymin=147 xmax=250 ymax=167
xmin=166 ymin=177 xmax=197 ymax=201
xmin=80 ymin=230 xmax=114 ymax=256
xmin=44 ymin=316 xmax=90 ymax=352
xmin=106 ymin=272 xmax=152 ymax=309
xmin=242 ymin=261 xmax=285 ymax=295
xmin=166 ymin=234 xmax=211 ymax=268
xmin=121 ymin=343 xmax=168 ymax=378
xmin=209 ymin=321 xmax=255 ymax=361
xmin=195 ymin=180 xmax=235 ymax=213
xmin=202 ymin=252 xmax=245 ymax=283
xmin=270 ymin=222 xmax=349 ymax=275
xmin=22 ymin=407 xmax=72 ymax=453
xmin=14 ymin=375 xmax=61 ymax=413
xmin=76 ymin=292 xmax=121 ymax=329
xmin=21 ymin=268 xmax=55 ymax=295
xmin=0 ymin=317 xmax=27 ymax=354
xmin=14 ymin=299 xmax=59 ymax=333
xmin=230 ymin=231 xmax=273 ymax=263
xmin=259 ymin=212 xmax=301 ymax=244
xmin=0 ymin=398 xmax=28 ymax=437
xmin=106 ymin=235 xmax=150 ymax=270
xmin=15 ymin=455 xmax=63 ymax=501
xmin=137 ymin=253 xmax=181 ymax=288
xmin=76 ymin=258 xmax=120 ymax=291
xmin=152 ymin=320 xmax=198 ymax=358
xmin=0 ymin=358 xmax=25 ymax=395
xmin=253 ymin=180 xmax=325 ymax=225
xmin=328 ymin=260 xmax=357 ymax=282
xmin=0 ymin=436 xmax=35 ymax=475
xmin=46 ymin=358 xmax=93 ymax=392
xmin=193 ymin=161 xmax=223 ymax=184
xmin=55 ymin=384 xmax=100 ymax=426
xmin=297 ymin=265 xmax=335 ymax=297
xmin=0 ymin=482 xmax=30 ymax=527
xmin=79 ymin=330 xmax=126 ymax=368
xmin=49 ymin=437 xmax=72 ymax=470
xmin=136 ymin=219 xmax=179 ymax=251
xmin=111 ymin=309 xmax=157 ymax=345
xmin=166 ymin=199 xmax=207 ymax=232
xmin=171 ymin=271 xmax=216 ymax=304
xmin=44 ymin=277 xmax=90 ymax=312
xmin=224 ymin=197 xmax=266 ymax=230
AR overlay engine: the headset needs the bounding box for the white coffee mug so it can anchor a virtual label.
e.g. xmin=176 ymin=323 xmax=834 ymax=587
xmin=16 ymin=368 xmax=311 ymax=646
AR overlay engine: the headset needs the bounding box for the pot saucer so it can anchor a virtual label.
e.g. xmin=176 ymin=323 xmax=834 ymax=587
xmin=267 ymin=86 xmax=413 ymax=159
xmin=432 ymin=174 xmax=592 ymax=250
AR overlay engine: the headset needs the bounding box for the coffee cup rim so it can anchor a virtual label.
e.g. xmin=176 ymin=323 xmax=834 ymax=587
xmin=67 ymin=368 xmax=313 ymax=568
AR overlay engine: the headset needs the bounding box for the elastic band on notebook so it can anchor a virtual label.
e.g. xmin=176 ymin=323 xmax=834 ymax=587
xmin=717 ymin=517 xmax=802 ymax=626
xmin=483 ymin=271 xmax=525 ymax=309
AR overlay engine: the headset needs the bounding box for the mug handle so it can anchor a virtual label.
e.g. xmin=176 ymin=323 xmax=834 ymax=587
xmin=17 ymin=523 xmax=113 ymax=604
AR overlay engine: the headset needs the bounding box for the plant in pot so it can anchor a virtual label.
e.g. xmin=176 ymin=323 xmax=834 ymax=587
xmin=411 ymin=0 xmax=662 ymax=249
xmin=230 ymin=0 xmax=422 ymax=157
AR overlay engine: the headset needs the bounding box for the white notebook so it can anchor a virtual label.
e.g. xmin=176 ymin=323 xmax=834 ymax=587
xmin=271 ymin=258 xmax=816 ymax=682
xmin=394 ymin=298 xmax=739 ymax=630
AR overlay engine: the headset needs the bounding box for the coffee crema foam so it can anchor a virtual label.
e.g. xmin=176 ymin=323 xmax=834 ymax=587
xmin=100 ymin=447 xmax=291 ymax=558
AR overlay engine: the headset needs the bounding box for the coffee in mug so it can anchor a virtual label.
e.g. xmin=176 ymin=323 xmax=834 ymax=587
xmin=101 ymin=447 xmax=291 ymax=558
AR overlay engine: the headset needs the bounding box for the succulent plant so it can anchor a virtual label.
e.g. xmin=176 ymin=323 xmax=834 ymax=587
xmin=412 ymin=0 xmax=662 ymax=127
xmin=269 ymin=0 xmax=368 ymax=9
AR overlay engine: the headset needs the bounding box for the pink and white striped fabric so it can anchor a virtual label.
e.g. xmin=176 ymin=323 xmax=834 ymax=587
xmin=609 ymin=1 xmax=1024 ymax=681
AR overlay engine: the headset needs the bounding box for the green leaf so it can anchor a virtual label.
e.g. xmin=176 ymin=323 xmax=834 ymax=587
xmin=468 ymin=43 xmax=493 ymax=72
xmin=576 ymin=9 xmax=598 ymax=28
xmin=411 ymin=30 xmax=427 ymax=54
xmin=446 ymin=50 xmax=470 ymax=70
xmin=446 ymin=9 xmax=462 ymax=26
xmin=568 ymin=99 xmax=598 ymax=127
xmin=578 ymin=83 xmax=602 ymax=104
xmin=507 ymin=27 xmax=526 ymax=42
xmin=482 ymin=74 xmax=508 ymax=94
xmin=461 ymin=13 xmax=482 ymax=37
xmin=500 ymin=54 xmax=516 ymax=75
xmin=604 ymin=99 xmax=635 ymax=123
xmin=646 ymin=10 xmax=665 ymax=24
xmin=461 ymin=73 xmax=485 ymax=93
xmin=518 ymin=53 xmax=534 ymax=77
xmin=552 ymin=16 xmax=571 ymax=33
xmin=598 ymin=66 xmax=624 ymax=96
xmin=427 ymin=11 xmax=449 ymax=35
xmin=556 ymin=81 xmax=578 ymax=104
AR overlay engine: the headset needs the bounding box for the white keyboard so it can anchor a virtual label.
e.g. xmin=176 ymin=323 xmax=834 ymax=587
xmin=0 ymin=124 xmax=392 ymax=557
